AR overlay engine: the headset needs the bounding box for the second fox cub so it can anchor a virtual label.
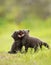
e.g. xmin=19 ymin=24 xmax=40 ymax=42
xmin=18 ymin=30 xmax=49 ymax=52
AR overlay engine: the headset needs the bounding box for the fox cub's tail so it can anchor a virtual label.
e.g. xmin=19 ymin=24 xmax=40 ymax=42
xmin=43 ymin=42 xmax=49 ymax=49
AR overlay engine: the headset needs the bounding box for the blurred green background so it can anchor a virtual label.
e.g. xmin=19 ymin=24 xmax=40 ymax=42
xmin=0 ymin=0 xmax=51 ymax=65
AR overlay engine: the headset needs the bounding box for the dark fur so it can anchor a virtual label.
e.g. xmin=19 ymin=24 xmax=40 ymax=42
xmin=8 ymin=40 xmax=22 ymax=54
xmin=18 ymin=30 xmax=49 ymax=52
xmin=8 ymin=30 xmax=49 ymax=54
xmin=8 ymin=30 xmax=23 ymax=54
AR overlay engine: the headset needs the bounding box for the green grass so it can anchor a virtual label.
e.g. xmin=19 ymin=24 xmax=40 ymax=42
xmin=0 ymin=18 xmax=51 ymax=65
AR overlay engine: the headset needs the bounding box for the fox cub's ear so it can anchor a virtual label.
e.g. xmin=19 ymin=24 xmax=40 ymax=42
xmin=28 ymin=30 xmax=30 ymax=32
xmin=23 ymin=29 xmax=30 ymax=33
xmin=11 ymin=31 xmax=17 ymax=37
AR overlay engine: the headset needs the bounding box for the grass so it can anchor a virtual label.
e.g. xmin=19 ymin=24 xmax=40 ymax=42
xmin=0 ymin=50 xmax=51 ymax=65
xmin=0 ymin=18 xmax=51 ymax=65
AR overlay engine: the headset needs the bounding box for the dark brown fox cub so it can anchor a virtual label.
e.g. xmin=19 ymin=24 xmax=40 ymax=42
xmin=18 ymin=30 xmax=49 ymax=52
xmin=8 ymin=30 xmax=23 ymax=54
